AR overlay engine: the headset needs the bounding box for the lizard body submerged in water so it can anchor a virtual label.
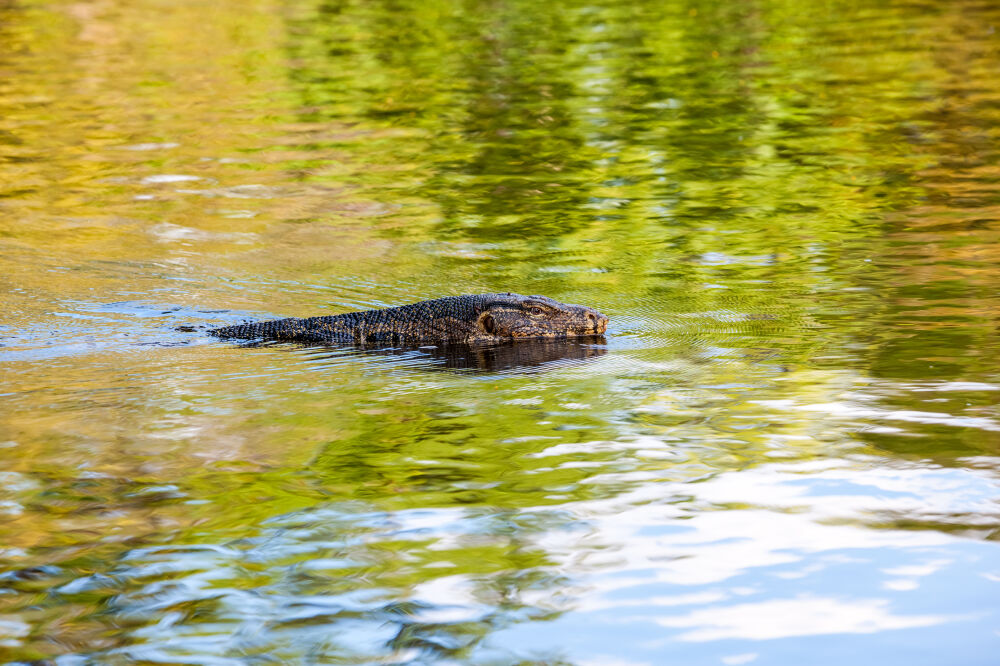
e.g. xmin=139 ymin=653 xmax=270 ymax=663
xmin=209 ymin=293 xmax=608 ymax=345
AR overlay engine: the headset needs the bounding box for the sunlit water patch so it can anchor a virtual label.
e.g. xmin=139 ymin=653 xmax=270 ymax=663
xmin=1 ymin=459 xmax=997 ymax=664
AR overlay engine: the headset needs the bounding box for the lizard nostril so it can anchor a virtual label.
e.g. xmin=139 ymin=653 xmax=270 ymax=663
xmin=589 ymin=311 xmax=608 ymax=333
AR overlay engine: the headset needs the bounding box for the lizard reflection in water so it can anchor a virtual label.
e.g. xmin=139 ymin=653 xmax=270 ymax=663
xmin=300 ymin=336 xmax=609 ymax=372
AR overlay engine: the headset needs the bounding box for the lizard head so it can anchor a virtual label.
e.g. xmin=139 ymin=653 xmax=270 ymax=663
xmin=476 ymin=293 xmax=608 ymax=340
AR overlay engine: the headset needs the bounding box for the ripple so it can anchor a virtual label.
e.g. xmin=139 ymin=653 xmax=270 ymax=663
xmin=141 ymin=174 xmax=202 ymax=184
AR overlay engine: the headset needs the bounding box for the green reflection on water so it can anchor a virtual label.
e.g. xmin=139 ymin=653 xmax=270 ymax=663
xmin=1 ymin=0 xmax=1000 ymax=661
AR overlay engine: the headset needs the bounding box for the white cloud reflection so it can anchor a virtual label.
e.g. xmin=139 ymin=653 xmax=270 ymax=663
xmin=656 ymin=596 xmax=954 ymax=641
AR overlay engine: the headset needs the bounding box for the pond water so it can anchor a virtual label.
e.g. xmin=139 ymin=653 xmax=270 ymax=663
xmin=3 ymin=0 xmax=1000 ymax=663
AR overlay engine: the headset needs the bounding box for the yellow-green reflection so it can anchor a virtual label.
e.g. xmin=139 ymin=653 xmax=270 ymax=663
xmin=2 ymin=0 xmax=1000 ymax=662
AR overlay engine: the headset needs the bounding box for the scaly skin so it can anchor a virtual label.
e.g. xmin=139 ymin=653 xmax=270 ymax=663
xmin=209 ymin=293 xmax=608 ymax=345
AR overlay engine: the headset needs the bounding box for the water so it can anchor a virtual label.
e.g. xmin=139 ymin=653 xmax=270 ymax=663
xmin=2 ymin=0 xmax=1000 ymax=663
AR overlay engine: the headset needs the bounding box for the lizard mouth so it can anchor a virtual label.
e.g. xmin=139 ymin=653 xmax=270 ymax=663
xmin=509 ymin=315 xmax=608 ymax=339
xmin=511 ymin=328 xmax=562 ymax=338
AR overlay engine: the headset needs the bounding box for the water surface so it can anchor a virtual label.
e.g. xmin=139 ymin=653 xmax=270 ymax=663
xmin=2 ymin=0 xmax=1000 ymax=663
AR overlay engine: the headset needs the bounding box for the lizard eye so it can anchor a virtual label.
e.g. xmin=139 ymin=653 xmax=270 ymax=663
xmin=528 ymin=307 xmax=545 ymax=316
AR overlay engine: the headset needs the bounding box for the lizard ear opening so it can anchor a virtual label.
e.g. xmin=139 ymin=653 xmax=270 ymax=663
xmin=478 ymin=312 xmax=496 ymax=335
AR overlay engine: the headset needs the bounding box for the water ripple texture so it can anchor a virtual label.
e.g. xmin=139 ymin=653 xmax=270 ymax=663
xmin=1 ymin=0 xmax=1000 ymax=663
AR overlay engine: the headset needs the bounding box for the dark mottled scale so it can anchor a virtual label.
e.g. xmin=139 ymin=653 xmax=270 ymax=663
xmin=208 ymin=293 xmax=608 ymax=345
